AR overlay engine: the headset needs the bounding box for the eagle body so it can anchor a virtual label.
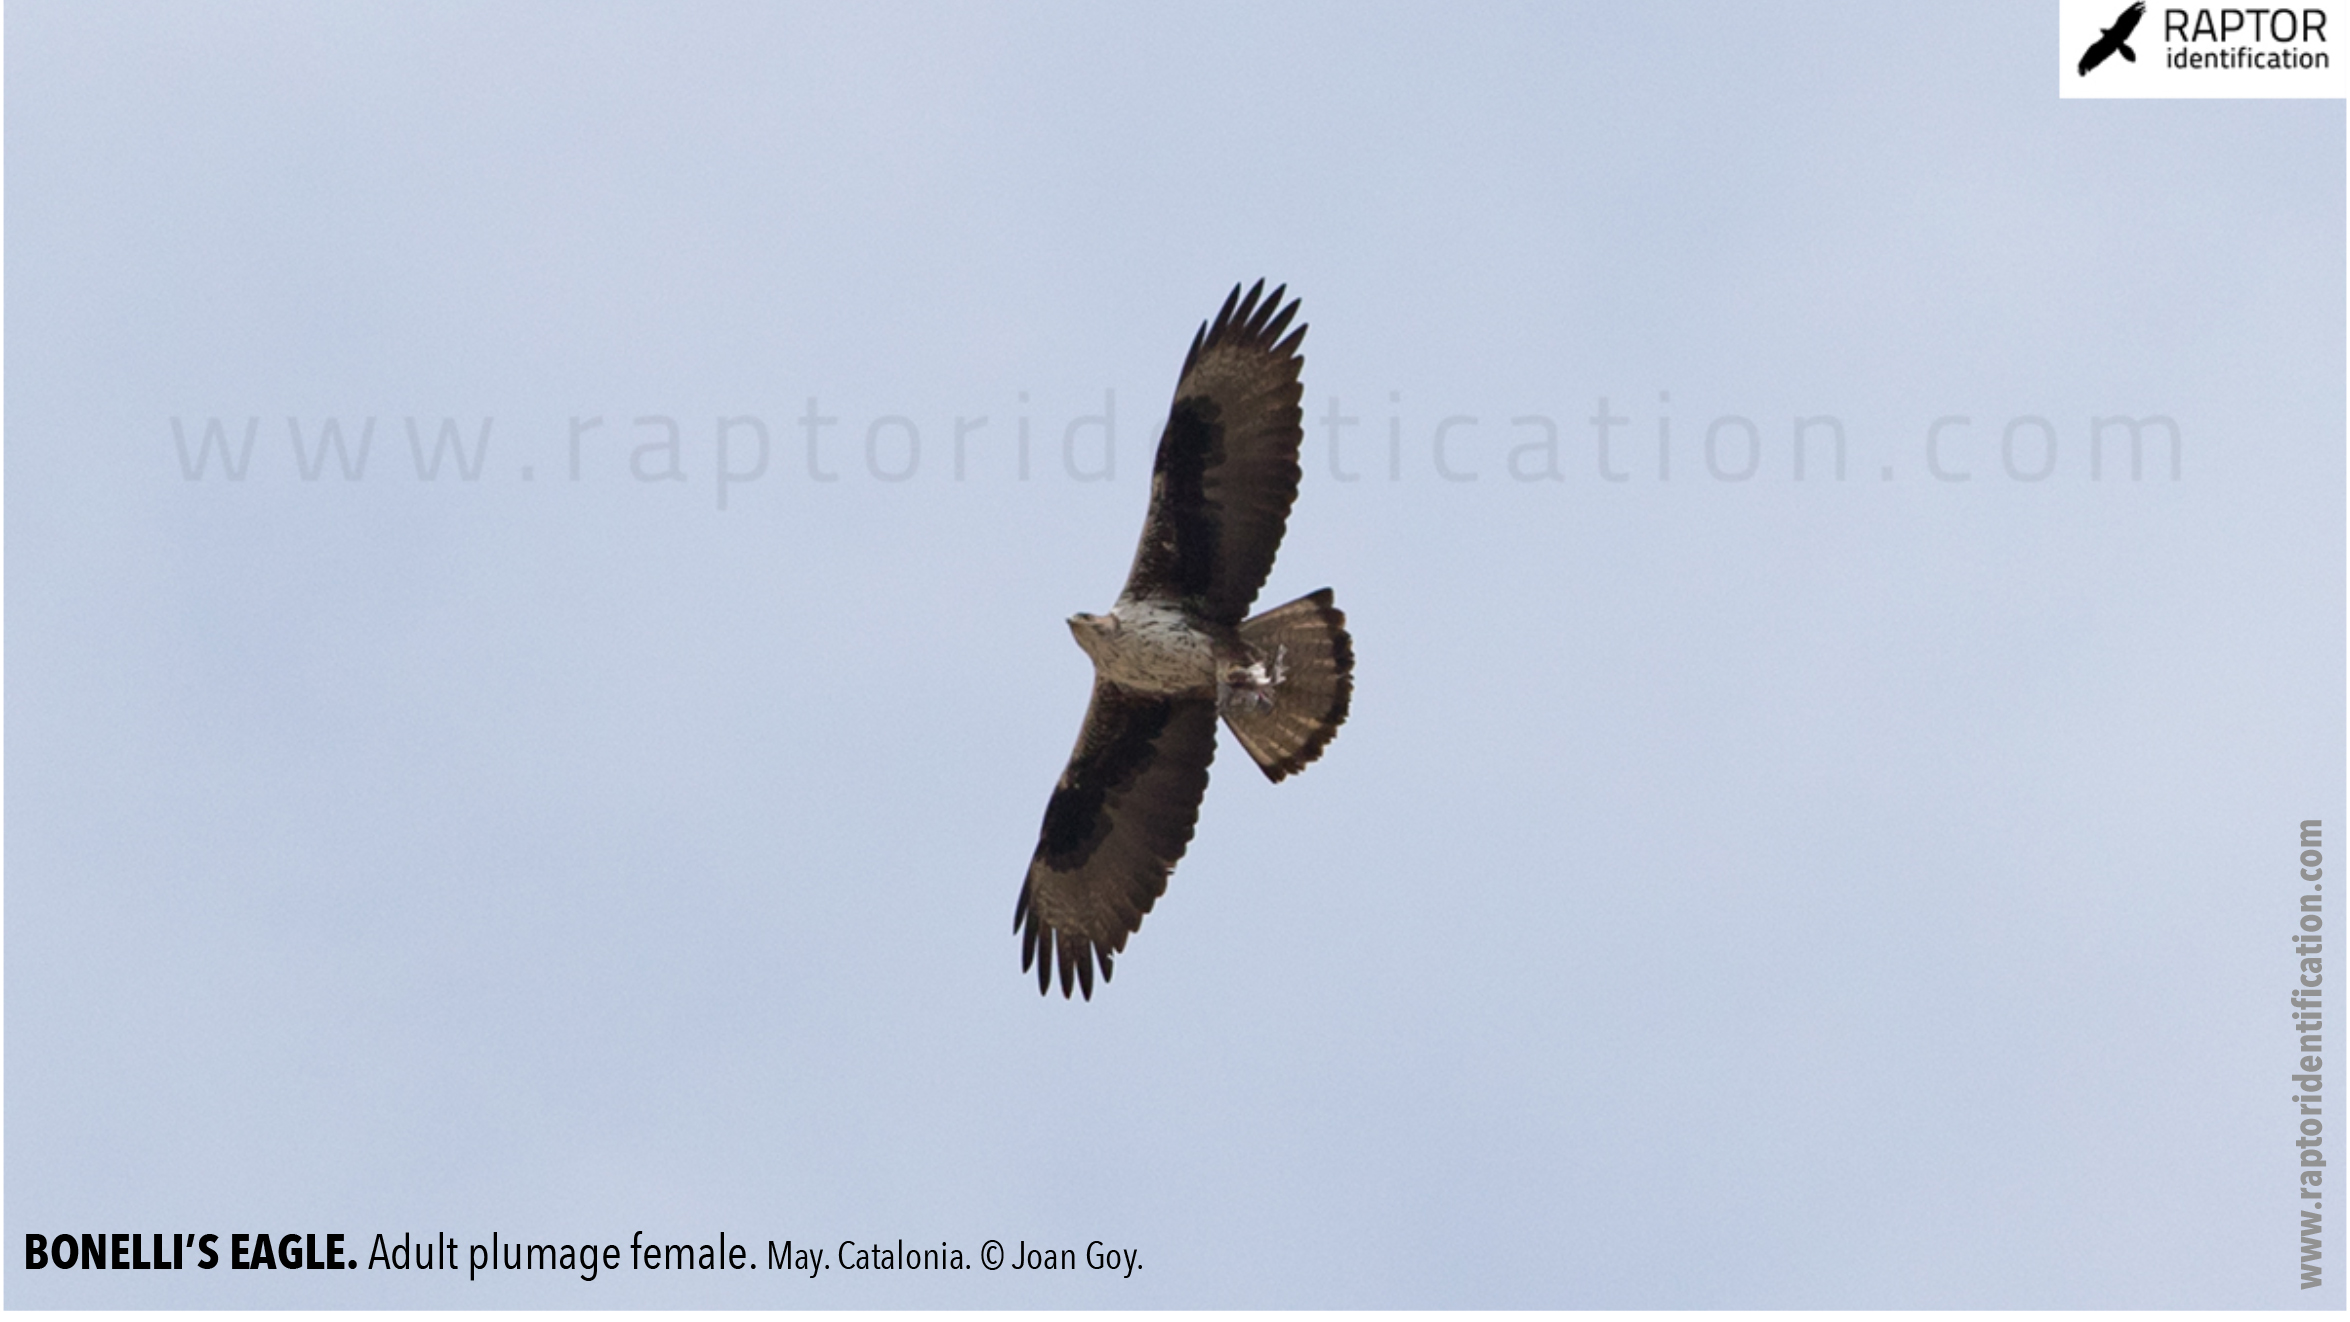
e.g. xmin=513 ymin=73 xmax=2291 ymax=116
xmin=1069 ymin=599 xmax=1230 ymax=698
xmin=1015 ymin=282 xmax=1353 ymax=999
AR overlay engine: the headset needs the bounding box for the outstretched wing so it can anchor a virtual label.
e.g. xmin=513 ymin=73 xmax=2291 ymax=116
xmin=1015 ymin=683 xmax=1219 ymax=999
xmin=2111 ymin=1 xmax=2144 ymax=41
xmin=1121 ymin=280 xmax=1308 ymax=625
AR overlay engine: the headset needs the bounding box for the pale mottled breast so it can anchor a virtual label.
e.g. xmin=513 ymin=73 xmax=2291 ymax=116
xmin=1094 ymin=597 xmax=1219 ymax=696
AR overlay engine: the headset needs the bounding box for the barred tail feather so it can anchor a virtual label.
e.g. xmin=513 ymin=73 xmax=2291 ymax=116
xmin=1225 ymin=588 xmax=1353 ymax=782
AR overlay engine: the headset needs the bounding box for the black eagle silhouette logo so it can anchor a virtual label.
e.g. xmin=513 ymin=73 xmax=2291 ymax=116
xmin=2078 ymin=2 xmax=2146 ymax=75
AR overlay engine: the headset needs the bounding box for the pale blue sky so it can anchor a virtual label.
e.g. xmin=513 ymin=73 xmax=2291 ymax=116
xmin=7 ymin=1 xmax=2344 ymax=1308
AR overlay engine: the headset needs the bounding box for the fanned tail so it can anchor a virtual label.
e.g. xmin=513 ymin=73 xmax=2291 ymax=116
xmin=1222 ymin=588 xmax=1352 ymax=783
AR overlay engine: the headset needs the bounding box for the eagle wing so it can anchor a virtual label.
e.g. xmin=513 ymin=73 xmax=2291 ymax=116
xmin=1121 ymin=280 xmax=1308 ymax=625
xmin=1015 ymin=682 xmax=1220 ymax=998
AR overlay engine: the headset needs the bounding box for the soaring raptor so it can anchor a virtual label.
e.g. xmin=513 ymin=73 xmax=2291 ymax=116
xmin=2077 ymin=2 xmax=2145 ymax=75
xmin=1014 ymin=281 xmax=1353 ymax=999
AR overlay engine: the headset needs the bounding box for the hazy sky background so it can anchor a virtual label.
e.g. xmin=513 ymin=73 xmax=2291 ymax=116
xmin=7 ymin=1 xmax=2344 ymax=1308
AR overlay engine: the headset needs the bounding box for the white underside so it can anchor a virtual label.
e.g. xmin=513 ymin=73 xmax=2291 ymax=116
xmin=1083 ymin=598 xmax=1290 ymax=723
xmin=1093 ymin=598 xmax=1219 ymax=694
xmin=1217 ymin=644 xmax=1287 ymax=715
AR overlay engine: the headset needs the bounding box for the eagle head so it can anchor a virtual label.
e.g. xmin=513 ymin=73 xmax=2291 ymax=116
xmin=1067 ymin=610 xmax=1120 ymax=662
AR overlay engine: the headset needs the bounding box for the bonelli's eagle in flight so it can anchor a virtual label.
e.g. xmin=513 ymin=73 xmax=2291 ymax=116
xmin=1014 ymin=281 xmax=1353 ymax=999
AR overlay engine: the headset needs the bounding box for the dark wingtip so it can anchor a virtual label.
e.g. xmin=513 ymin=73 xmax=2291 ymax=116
xmin=1190 ymin=280 xmax=1305 ymax=369
xmin=1211 ymin=282 xmax=1245 ymax=339
xmin=1225 ymin=281 xmax=1265 ymax=346
xmin=1262 ymin=294 xmax=1300 ymax=347
xmin=1018 ymin=881 xmax=1045 ymax=979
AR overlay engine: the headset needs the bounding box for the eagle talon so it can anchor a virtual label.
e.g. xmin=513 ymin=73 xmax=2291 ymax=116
xmin=1217 ymin=648 xmax=1286 ymax=717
